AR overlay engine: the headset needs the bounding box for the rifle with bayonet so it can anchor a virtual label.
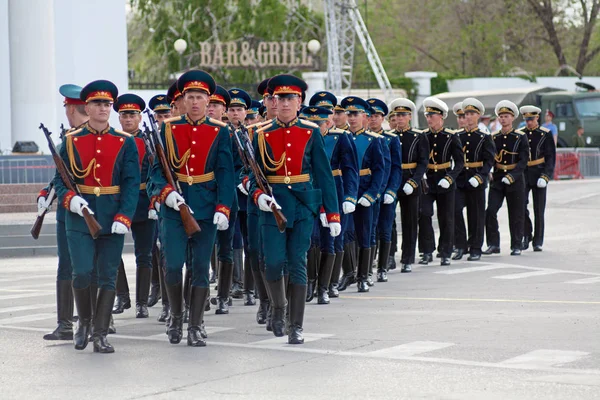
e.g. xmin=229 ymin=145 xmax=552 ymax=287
xmin=144 ymin=110 xmax=201 ymax=237
xmin=38 ymin=123 xmax=102 ymax=239
xmin=230 ymin=123 xmax=287 ymax=233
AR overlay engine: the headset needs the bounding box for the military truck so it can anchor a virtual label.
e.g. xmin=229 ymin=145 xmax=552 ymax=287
xmin=418 ymin=85 xmax=600 ymax=147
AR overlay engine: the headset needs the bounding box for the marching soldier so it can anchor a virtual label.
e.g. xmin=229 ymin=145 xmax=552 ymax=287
xmin=453 ymin=98 xmax=496 ymax=261
xmin=111 ymin=94 xmax=157 ymax=319
xmin=388 ymin=98 xmax=429 ymax=273
xmin=367 ymin=98 xmax=402 ymax=283
xmin=41 ymin=84 xmax=89 ymax=341
xmin=333 ymin=103 xmax=350 ymax=131
xmin=340 ymin=96 xmax=384 ymax=292
xmin=418 ymin=97 xmax=464 ymax=266
xmin=149 ymin=70 xmax=235 ymax=347
xmin=245 ymin=100 xmax=262 ymax=125
xmin=483 ymin=101 xmax=530 ymax=256
xmin=248 ymin=74 xmax=341 ymax=344
xmin=453 ymin=102 xmax=467 ymax=130
xmin=388 ymin=113 xmax=398 ymax=131
xmin=302 ymin=105 xmax=358 ymax=304
xmin=148 ymin=94 xmax=173 ymax=323
xmin=167 ymin=81 xmax=186 ymax=115
xmin=520 ymin=105 xmax=556 ymax=252
xmin=55 ymin=80 xmax=140 ymax=353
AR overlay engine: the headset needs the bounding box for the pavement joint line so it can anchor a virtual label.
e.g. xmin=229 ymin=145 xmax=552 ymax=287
xmin=337 ymin=296 xmax=600 ymax=305
xmin=436 ymin=261 xmax=600 ymax=277
xmin=492 ymin=270 xmax=565 ymax=280
xmin=1 ymin=324 xmax=598 ymax=377
xmin=566 ymin=276 xmax=600 ymax=284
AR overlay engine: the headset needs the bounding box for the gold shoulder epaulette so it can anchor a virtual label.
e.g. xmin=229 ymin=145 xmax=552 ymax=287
xmin=299 ymin=119 xmax=319 ymax=129
xmin=328 ymin=128 xmax=345 ymax=134
xmin=514 ymin=128 xmax=525 ymax=135
xmin=492 ymin=130 xmax=500 ymax=136
xmin=365 ymin=131 xmax=382 ymax=138
xmin=539 ymin=126 xmax=550 ymax=133
xmin=65 ymin=128 xmax=83 ymax=136
xmin=411 ymin=128 xmax=424 ymax=134
xmin=114 ymin=129 xmax=132 ymax=137
xmin=445 ymin=128 xmax=456 ymax=134
xmin=164 ymin=116 xmax=181 ymax=124
xmin=208 ymin=117 xmax=227 ymax=127
xmin=455 ymin=128 xmax=465 ymax=133
xmin=383 ymin=131 xmax=396 ymax=137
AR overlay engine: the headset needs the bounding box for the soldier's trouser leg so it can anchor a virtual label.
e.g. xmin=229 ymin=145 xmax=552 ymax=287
xmin=436 ymin=190 xmax=455 ymax=258
xmin=354 ymin=205 xmax=373 ymax=284
xmin=418 ymin=193 xmax=436 ymax=254
xmin=506 ymin=181 xmax=525 ymax=250
xmin=390 ymin=219 xmax=398 ymax=258
xmin=399 ymin=193 xmax=419 ymax=264
xmin=92 ymin=288 xmax=116 ymax=353
xmin=454 ymin=188 xmax=467 ymax=252
xmin=377 ymin=201 xmax=395 ymax=280
xmin=248 ymin=210 xmax=268 ymax=322
xmin=523 ymin=185 xmax=534 ymax=244
xmin=465 ymin=188 xmax=486 ymax=255
xmin=485 ymin=187 xmax=505 ymax=248
xmin=531 ymin=186 xmax=547 ymax=247
xmin=112 ymin=258 xmax=130 ymax=314
xmin=132 ymin=219 xmax=156 ymax=318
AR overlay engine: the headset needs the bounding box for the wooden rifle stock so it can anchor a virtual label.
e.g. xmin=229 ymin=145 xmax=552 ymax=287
xmin=39 ymin=124 xmax=102 ymax=239
xmin=30 ymin=187 xmax=56 ymax=239
xmin=145 ymin=113 xmax=201 ymax=237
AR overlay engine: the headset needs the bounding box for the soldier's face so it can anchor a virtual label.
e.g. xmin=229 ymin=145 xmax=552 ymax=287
xmin=119 ymin=112 xmax=142 ymax=133
xmin=333 ymin=110 xmax=347 ymax=127
xmin=464 ymin=111 xmax=479 ymax=128
xmin=228 ymin=106 xmax=247 ymax=125
xmin=525 ymin=116 xmax=538 ymax=129
xmin=176 ymin=97 xmax=187 ymax=115
xmin=184 ymin=91 xmax=209 ymax=118
xmin=275 ymin=95 xmax=300 ymax=122
xmin=155 ymin=111 xmax=172 ymax=124
xmin=425 ymin=113 xmax=444 ymax=130
xmin=395 ymin=113 xmax=411 ymax=130
xmin=206 ymin=103 xmax=225 ymax=119
xmin=388 ymin=115 xmax=397 ymax=129
xmin=456 ymin=115 xmax=466 ymax=128
xmin=498 ymin=113 xmax=515 ymax=128
xmin=264 ymin=95 xmax=278 ymax=117
xmin=368 ymin=114 xmax=384 ymax=130
xmin=347 ymin=112 xmax=364 ymax=130
xmin=85 ymin=101 xmax=111 ymax=124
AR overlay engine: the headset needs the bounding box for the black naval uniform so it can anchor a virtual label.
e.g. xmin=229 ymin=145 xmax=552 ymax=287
xmin=523 ymin=125 xmax=556 ymax=250
xmin=395 ymin=127 xmax=429 ymax=268
xmin=454 ymin=127 xmax=496 ymax=259
xmin=418 ymin=127 xmax=464 ymax=262
xmin=484 ymin=129 xmax=530 ymax=253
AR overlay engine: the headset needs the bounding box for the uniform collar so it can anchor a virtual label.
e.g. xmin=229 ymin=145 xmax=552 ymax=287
xmin=464 ymin=127 xmax=479 ymax=133
xmin=500 ymin=128 xmax=514 ymax=135
xmin=131 ymin=129 xmax=141 ymax=137
xmin=525 ymin=125 xmax=539 ymax=132
xmin=396 ymin=126 xmax=410 ymax=133
xmin=352 ymin=127 xmax=366 ymax=135
xmin=337 ymin=123 xmax=349 ymax=131
xmin=275 ymin=117 xmax=298 ymax=128
xmin=85 ymin=122 xmax=110 ymax=135
xmin=429 ymin=126 xmax=444 ymax=134
xmin=185 ymin=114 xmax=207 ymax=126
xmin=371 ymin=127 xmax=384 ymax=134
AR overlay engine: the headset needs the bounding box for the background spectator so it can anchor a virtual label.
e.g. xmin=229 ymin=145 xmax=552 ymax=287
xmin=572 ymin=126 xmax=586 ymax=148
xmin=543 ymin=110 xmax=558 ymax=145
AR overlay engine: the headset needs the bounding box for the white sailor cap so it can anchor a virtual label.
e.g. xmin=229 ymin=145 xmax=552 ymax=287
xmin=462 ymin=97 xmax=485 ymax=115
xmin=519 ymin=105 xmax=542 ymax=118
xmin=423 ymin=97 xmax=449 ymax=119
xmin=495 ymin=100 xmax=519 ymax=118
xmin=388 ymin=98 xmax=416 ymax=115
xmin=452 ymin=102 xmax=464 ymax=117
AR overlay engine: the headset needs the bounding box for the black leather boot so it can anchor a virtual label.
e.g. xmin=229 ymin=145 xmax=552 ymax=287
xmin=452 ymin=249 xmax=464 ymax=261
xmin=44 ymin=280 xmax=74 ymax=340
xmin=337 ymin=242 xmax=356 ymax=291
xmin=288 ymin=284 xmax=306 ymax=345
xmin=187 ymin=286 xmax=209 ymax=347
xmin=377 ymin=241 xmax=391 ymax=283
xmin=148 ymin=245 xmax=161 ymax=307
xmin=90 ymin=284 xmax=98 ymax=337
xmin=135 ymin=267 xmax=151 ymax=318
xmin=209 ymin=246 xmax=218 ymax=284
xmin=251 ymin=264 xmax=269 ymax=324
xmin=148 ymin=283 xmax=160 ymax=308
xmin=357 ymin=247 xmax=371 ymax=293
xmin=183 ymin=267 xmax=192 ymax=323
xmin=165 ymin=282 xmax=184 ymax=344
xmin=216 ymin=261 xmax=234 ymax=315
xmin=419 ymin=253 xmax=433 ymax=265
xmin=157 ymin=256 xmax=170 ymax=323
xmin=243 ymin=254 xmax=256 ymax=306
xmin=305 ymin=246 xmax=318 ymax=302
xmin=73 ymin=285 xmax=92 ymax=350
xmin=112 ymin=260 xmax=130 ymax=314
xmin=92 ymin=289 xmax=116 ymax=353
xmin=317 ymin=252 xmax=335 ymax=305
xmin=328 ymin=251 xmax=343 ymax=298
xmin=266 ymin=277 xmax=286 ymax=337
xmin=367 ymin=245 xmax=377 ymax=286
xmin=482 ymin=246 xmax=500 ymax=255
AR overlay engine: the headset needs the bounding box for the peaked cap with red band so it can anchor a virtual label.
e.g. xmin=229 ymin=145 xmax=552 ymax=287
xmin=59 ymin=84 xmax=85 ymax=106
xmin=210 ymin=86 xmax=231 ymax=107
xmin=113 ymin=93 xmax=146 ymax=113
xmin=80 ymin=80 xmax=118 ymax=103
xmin=176 ymin=70 xmax=216 ymax=96
xmin=267 ymin=74 xmax=308 ymax=97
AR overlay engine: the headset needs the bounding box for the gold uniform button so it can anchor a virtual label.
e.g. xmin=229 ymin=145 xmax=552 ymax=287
xmin=466 ymin=150 xmax=469 ymax=153
xmin=97 ymin=137 xmax=101 ymax=141
xmin=287 ymin=171 xmax=292 ymax=175
xmin=286 ymin=130 xmax=290 ymax=134
xmin=287 ymin=157 xmax=291 ymax=161
xmin=266 ymin=134 xmax=269 ymax=138
xmin=433 ymin=143 xmax=437 ymax=147
xmin=96 ymin=164 xmax=100 ymax=168
xmin=307 ymin=130 xmax=310 ymax=134
xmin=287 ymin=185 xmax=292 ymax=189
xmin=120 ymin=138 xmax=123 ymax=142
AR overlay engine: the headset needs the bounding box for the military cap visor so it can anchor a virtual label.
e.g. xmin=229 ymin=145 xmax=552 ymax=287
xmin=519 ymin=105 xmax=542 ymax=118
xmin=60 ymin=84 xmax=85 ymax=105
xmin=341 ymin=96 xmax=369 ymax=113
xmin=495 ymin=100 xmax=519 ymax=117
xmin=389 ymin=98 xmax=416 ymax=115
xmin=257 ymin=78 xmax=273 ymax=98
xmin=80 ymin=80 xmax=118 ymax=103
xmin=422 ymin=97 xmax=449 ymax=119
xmin=268 ymin=74 xmax=308 ymax=96
xmin=228 ymin=88 xmax=252 ymax=109
xmin=113 ymin=93 xmax=146 ymax=113
xmin=149 ymin=94 xmax=171 ymax=112
xmin=309 ymin=91 xmax=338 ymax=109
xmin=210 ymin=86 xmax=231 ymax=107
xmin=177 ymin=70 xmax=216 ymax=96
xmin=167 ymin=82 xmax=181 ymax=102
xmin=462 ymin=98 xmax=485 ymax=115
xmin=367 ymin=98 xmax=388 ymax=116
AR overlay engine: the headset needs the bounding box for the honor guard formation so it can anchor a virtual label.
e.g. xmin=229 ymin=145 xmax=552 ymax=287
xmin=36 ymin=70 xmax=555 ymax=353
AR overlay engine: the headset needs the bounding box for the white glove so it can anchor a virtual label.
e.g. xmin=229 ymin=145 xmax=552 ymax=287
xmin=37 ymin=197 xmax=48 ymax=215
xmin=468 ymin=177 xmax=480 ymax=188
xmin=342 ymin=201 xmax=356 ymax=214
xmin=329 ymin=222 xmax=341 ymax=237
xmin=237 ymin=183 xmax=248 ymax=196
xmin=111 ymin=221 xmax=128 ymax=234
xmin=69 ymin=195 xmax=90 ymax=217
xmin=213 ymin=212 xmax=229 ymax=231
xmin=165 ymin=191 xmax=185 ymax=211
xmin=154 ymin=202 xmax=161 ymax=212
xmin=501 ymin=177 xmax=511 ymax=185
xmin=537 ymin=178 xmax=547 ymax=188
xmin=383 ymin=194 xmax=394 ymax=204
xmin=257 ymin=194 xmax=281 ymax=213
xmin=319 ymin=212 xmax=328 ymax=227
xmin=438 ymin=178 xmax=450 ymax=189
xmin=358 ymin=196 xmax=371 ymax=207
xmin=148 ymin=209 xmax=158 ymax=220
xmin=402 ymin=183 xmax=414 ymax=195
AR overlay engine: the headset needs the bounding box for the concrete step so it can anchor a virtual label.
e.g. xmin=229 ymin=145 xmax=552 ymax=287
xmin=1 ymin=242 xmax=135 ymax=258
xmin=0 ymin=193 xmax=38 ymax=204
xmin=0 ymin=184 xmax=45 ymax=195
xmin=0 ymin=204 xmax=36 ymax=213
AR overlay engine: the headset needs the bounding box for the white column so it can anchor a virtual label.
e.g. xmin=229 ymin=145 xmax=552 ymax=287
xmin=0 ymin=0 xmax=11 ymax=154
xmin=302 ymin=72 xmax=328 ymax=105
xmin=9 ymin=0 xmax=57 ymax=153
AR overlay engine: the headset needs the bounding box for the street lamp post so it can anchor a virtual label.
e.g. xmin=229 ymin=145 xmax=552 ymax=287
xmin=174 ymin=38 xmax=188 ymax=73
